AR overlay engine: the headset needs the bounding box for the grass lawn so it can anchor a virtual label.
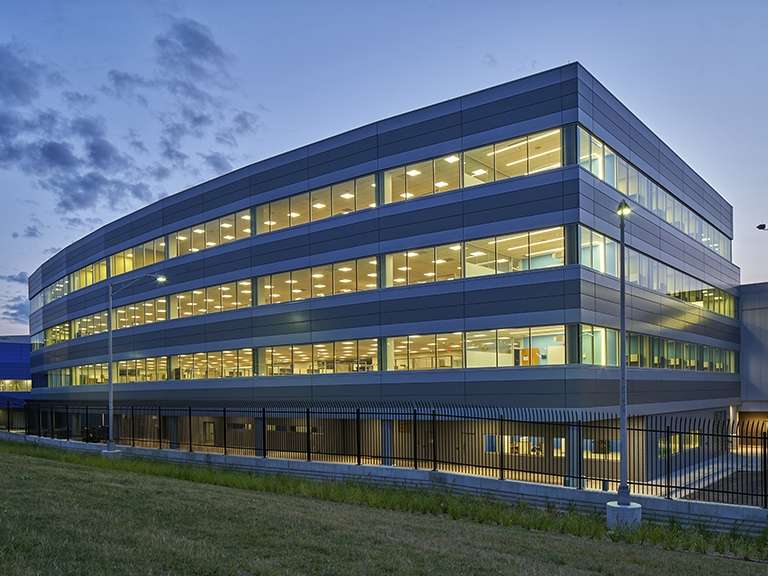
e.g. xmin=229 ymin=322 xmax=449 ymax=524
xmin=0 ymin=446 xmax=766 ymax=575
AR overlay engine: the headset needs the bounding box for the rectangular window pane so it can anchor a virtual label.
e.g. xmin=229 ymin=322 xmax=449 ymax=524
xmin=437 ymin=332 xmax=463 ymax=369
xmin=333 ymin=260 xmax=356 ymax=294
xmin=383 ymin=167 xmax=405 ymax=204
xmin=311 ymin=264 xmax=332 ymax=298
xmin=529 ymin=129 xmax=562 ymax=174
xmin=221 ymin=282 xmax=237 ymax=311
xmin=387 ymin=337 xmax=409 ymax=371
xmin=191 ymin=225 xmax=205 ymax=252
xmin=269 ymin=197 xmax=290 ymax=231
xmin=290 ymin=193 xmax=310 ymax=227
xmin=256 ymin=204 xmax=271 ymax=234
xmin=529 ymin=227 xmax=564 ymax=269
xmin=219 ymin=214 xmax=236 ymax=244
xmin=466 ymin=330 xmax=497 ymax=368
xmin=293 ymin=344 xmax=313 ymax=374
xmin=286 ymin=270 xmax=308 ymax=302
xmin=408 ymin=334 xmax=436 ymax=370
xmin=434 ymin=154 xmax=461 ymax=193
xmin=434 ymin=243 xmax=463 ymax=281
xmin=334 ymin=341 xmax=357 ymax=372
xmin=355 ymin=174 xmax=376 ymax=210
xmin=530 ymin=326 xmax=565 ymax=366
xmin=358 ymin=338 xmax=378 ymax=371
xmin=495 ymin=232 xmax=528 ymax=273
xmin=205 ymin=219 xmax=220 ymax=248
xmin=498 ymin=328 xmax=530 ymax=367
xmin=463 ymin=145 xmax=494 ymax=187
xmin=404 ymin=160 xmax=433 ymax=200
xmin=407 ymin=247 xmax=435 ymax=285
xmin=237 ymin=279 xmax=252 ymax=309
xmin=494 ymin=136 xmax=527 ymax=180
xmin=331 ymin=180 xmax=355 ymax=216
xmin=237 ymin=209 xmax=251 ymax=239
xmin=465 ymin=239 xmax=496 ymax=277
xmin=357 ymin=256 xmax=378 ymax=291
xmin=271 ymin=272 xmax=290 ymax=303
xmin=310 ymin=187 xmax=331 ymax=221
xmin=314 ymin=343 xmax=333 ymax=373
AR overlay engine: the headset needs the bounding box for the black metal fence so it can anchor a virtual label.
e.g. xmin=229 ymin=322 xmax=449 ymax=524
xmin=3 ymin=402 xmax=767 ymax=508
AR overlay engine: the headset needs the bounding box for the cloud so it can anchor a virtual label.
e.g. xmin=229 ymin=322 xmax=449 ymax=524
xmin=63 ymin=90 xmax=96 ymax=108
xmin=0 ymin=295 xmax=29 ymax=326
xmin=482 ymin=53 xmax=498 ymax=67
xmin=0 ymin=272 xmax=28 ymax=284
xmin=12 ymin=225 xmax=42 ymax=239
xmin=43 ymin=246 xmax=60 ymax=256
xmin=101 ymin=70 xmax=158 ymax=105
xmin=62 ymin=216 xmax=102 ymax=229
xmin=200 ymin=151 xmax=233 ymax=174
xmin=154 ymin=17 xmax=230 ymax=85
xmin=42 ymin=171 xmax=152 ymax=211
xmin=0 ymin=42 xmax=46 ymax=107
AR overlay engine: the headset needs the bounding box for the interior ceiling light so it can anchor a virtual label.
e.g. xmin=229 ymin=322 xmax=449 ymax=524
xmin=406 ymin=169 xmax=421 ymax=177
xmin=444 ymin=155 xmax=460 ymax=164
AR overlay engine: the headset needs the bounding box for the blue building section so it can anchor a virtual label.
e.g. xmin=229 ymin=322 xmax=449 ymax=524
xmin=25 ymin=63 xmax=741 ymax=419
xmin=0 ymin=335 xmax=31 ymax=406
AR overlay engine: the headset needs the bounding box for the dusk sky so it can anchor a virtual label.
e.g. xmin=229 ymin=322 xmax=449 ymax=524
xmin=1 ymin=0 xmax=766 ymax=334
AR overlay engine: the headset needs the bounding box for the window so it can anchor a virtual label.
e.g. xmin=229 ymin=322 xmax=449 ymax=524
xmin=257 ymin=339 xmax=378 ymax=376
xmin=577 ymin=126 xmax=732 ymax=261
xmin=257 ymin=256 xmax=378 ymax=304
xmin=466 ymin=330 xmax=497 ymax=368
xmin=581 ymin=325 xmax=619 ymax=367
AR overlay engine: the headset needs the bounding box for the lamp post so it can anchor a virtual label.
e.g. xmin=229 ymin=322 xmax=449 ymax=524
xmin=605 ymin=200 xmax=641 ymax=528
xmin=105 ymin=272 xmax=166 ymax=453
xmin=616 ymin=200 xmax=631 ymax=505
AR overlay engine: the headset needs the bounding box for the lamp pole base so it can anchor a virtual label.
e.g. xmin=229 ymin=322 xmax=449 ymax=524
xmin=606 ymin=501 xmax=642 ymax=529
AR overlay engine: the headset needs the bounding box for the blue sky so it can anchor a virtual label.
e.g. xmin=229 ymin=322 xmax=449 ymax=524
xmin=1 ymin=0 xmax=766 ymax=333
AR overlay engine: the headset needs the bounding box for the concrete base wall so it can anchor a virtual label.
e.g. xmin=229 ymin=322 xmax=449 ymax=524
xmin=2 ymin=431 xmax=766 ymax=535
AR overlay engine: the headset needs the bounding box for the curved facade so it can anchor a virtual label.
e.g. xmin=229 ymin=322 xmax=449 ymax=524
xmin=28 ymin=63 xmax=741 ymax=414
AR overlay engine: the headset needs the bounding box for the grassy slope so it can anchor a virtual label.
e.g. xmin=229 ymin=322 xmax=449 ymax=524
xmin=0 ymin=449 xmax=766 ymax=575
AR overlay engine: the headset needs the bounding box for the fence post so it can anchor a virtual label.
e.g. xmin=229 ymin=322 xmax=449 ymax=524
xmin=431 ymin=410 xmax=437 ymax=472
xmin=356 ymin=408 xmax=361 ymax=466
xmin=188 ymin=407 xmax=193 ymax=453
xmin=499 ymin=414 xmax=505 ymax=481
xmin=38 ymin=408 xmax=42 ymax=438
xmin=577 ymin=419 xmax=583 ymax=490
xmin=130 ymin=406 xmax=135 ymax=447
xmin=158 ymin=406 xmax=162 ymax=449
xmin=223 ymin=408 xmax=228 ymax=456
xmin=762 ymin=432 xmax=767 ymax=509
xmin=85 ymin=405 xmax=89 ymax=439
xmin=262 ymin=407 xmax=267 ymax=458
xmin=412 ymin=409 xmax=418 ymax=470
xmin=305 ymin=408 xmax=311 ymax=462
xmin=6 ymin=400 xmax=10 ymax=433
xmin=253 ymin=410 xmax=258 ymax=457
xmin=666 ymin=425 xmax=672 ymax=499
xmin=65 ymin=405 xmax=70 ymax=440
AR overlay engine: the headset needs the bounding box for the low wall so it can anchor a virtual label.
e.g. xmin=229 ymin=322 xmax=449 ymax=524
xmin=2 ymin=431 xmax=766 ymax=535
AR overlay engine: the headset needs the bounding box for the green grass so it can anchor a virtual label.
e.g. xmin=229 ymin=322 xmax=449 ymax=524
xmin=0 ymin=440 xmax=766 ymax=575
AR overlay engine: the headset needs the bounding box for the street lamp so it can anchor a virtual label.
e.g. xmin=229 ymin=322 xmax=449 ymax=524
xmin=616 ymin=200 xmax=631 ymax=505
xmin=757 ymin=224 xmax=766 ymax=230
xmin=606 ymin=200 xmax=642 ymax=528
xmin=104 ymin=272 xmax=166 ymax=453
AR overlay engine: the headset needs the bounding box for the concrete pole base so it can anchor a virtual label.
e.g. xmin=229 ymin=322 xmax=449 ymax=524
xmin=100 ymin=449 xmax=123 ymax=459
xmin=606 ymin=501 xmax=642 ymax=529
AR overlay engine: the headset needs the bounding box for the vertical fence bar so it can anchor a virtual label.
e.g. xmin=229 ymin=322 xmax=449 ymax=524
xmin=38 ymin=409 xmax=42 ymax=438
xmin=262 ymin=407 xmax=267 ymax=458
xmin=253 ymin=409 xmax=258 ymax=457
xmin=498 ymin=415 xmax=505 ymax=480
xmin=762 ymin=432 xmax=767 ymax=509
xmin=356 ymin=408 xmax=361 ymax=465
xmin=6 ymin=400 xmax=10 ymax=433
xmin=158 ymin=406 xmax=162 ymax=449
xmin=223 ymin=408 xmax=228 ymax=455
xmin=65 ymin=405 xmax=70 ymax=440
xmin=665 ymin=425 xmax=672 ymax=499
xmin=188 ymin=407 xmax=193 ymax=453
xmin=306 ymin=408 xmax=311 ymax=462
xmin=412 ymin=409 xmax=418 ymax=470
xmin=130 ymin=406 xmax=135 ymax=447
xmin=431 ymin=410 xmax=437 ymax=472
xmin=577 ymin=419 xmax=583 ymax=490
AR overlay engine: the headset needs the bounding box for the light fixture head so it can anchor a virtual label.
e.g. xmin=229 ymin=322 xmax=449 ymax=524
xmin=757 ymin=223 xmax=767 ymax=230
xmin=616 ymin=201 xmax=631 ymax=217
xmin=155 ymin=275 xmax=167 ymax=284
